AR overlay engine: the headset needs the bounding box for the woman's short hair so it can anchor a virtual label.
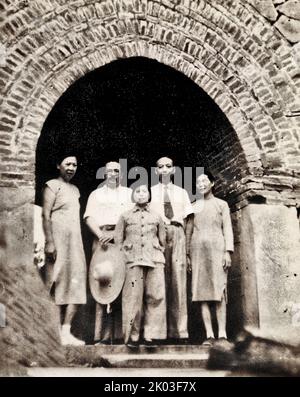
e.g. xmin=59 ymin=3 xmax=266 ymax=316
xmin=55 ymin=152 xmax=78 ymax=166
xmin=130 ymin=182 xmax=152 ymax=203
xmin=204 ymin=170 xmax=215 ymax=183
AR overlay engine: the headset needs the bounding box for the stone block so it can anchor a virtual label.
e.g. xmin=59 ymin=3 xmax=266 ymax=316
xmin=208 ymin=328 xmax=300 ymax=376
xmin=0 ymin=187 xmax=66 ymax=370
xmin=235 ymin=204 xmax=300 ymax=336
xmin=250 ymin=0 xmax=278 ymax=22
xmin=274 ymin=15 xmax=300 ymax=43
xmin=277 ymin=1 xmax=300 ymax=20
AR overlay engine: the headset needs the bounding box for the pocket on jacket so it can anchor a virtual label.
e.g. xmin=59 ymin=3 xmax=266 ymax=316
xmin=126 ymin=221 xmax=138 ymax=226
xmin=152 ymin=242 xmax=164 ymax=252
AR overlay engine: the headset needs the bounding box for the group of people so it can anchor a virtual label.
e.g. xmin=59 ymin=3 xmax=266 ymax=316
xmin=42 ymin=154 xmax=234 ymax=348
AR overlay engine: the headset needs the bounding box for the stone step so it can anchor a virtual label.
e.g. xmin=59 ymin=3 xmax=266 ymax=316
xmin=66 ymin=345 xmax=210 ymax=368
xmin=100 ymin=352 xmax=209 ymax=368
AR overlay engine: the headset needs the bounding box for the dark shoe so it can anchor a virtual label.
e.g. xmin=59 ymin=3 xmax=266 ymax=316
xmin=202 ymin=337 xmax=215 ymax=346
xmin=94 ymin=339 xmax=112 ymax=346
xmin=126 ymin=340 xmax=139 ymax=349
xmin=144 ymin=339 xmax=158 ymax=348
xmin=100 ymin=339 xmax=112 ymax=345
xmin=180 ymin=338 xmax=189 ymax=345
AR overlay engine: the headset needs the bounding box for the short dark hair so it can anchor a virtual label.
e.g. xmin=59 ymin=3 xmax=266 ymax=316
xmin=56 ymin=152 xmax=78 ymax=166
xmin=203 ymin=169 xmax=215 ymax=183
xmin=130 ymin=183 xmax=152 ymax=203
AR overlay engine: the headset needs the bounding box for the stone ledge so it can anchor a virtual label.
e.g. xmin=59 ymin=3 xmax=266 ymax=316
xmin=100 ymin=353 xmax=209 ymax=368
xmin=66 ymin=345 xmax=210 ymax=368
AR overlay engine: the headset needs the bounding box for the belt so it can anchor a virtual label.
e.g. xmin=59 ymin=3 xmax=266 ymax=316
xmin=100 ymin=225 xmax=116 ymax=231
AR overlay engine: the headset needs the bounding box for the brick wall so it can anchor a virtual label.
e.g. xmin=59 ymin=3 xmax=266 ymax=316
xmin=0 ymin=0 xmax=299 ymax=205
xmin=0 ymin=0 xmax=300 ymax=369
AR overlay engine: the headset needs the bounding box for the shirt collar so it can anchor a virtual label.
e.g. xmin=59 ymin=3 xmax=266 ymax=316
xmin=133 ymin=204 xmax=150 ymax=212
xmin=104 ymin=183 xmax=121 ymax=191
xmin=159 ymin=182 xmax=173 ymax=189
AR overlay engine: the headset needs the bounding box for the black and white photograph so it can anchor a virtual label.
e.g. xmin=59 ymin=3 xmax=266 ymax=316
xmin=0 ymin=0 xmax=300 ymax=382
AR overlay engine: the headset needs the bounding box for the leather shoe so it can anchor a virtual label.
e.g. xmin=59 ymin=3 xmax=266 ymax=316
xmin=144 ymin=339 xmax=158 ymax=348
xmin=126 ymin=340 xmax=139 ymax=348
xmin=202 ymin=337 xmax=215 ymax=346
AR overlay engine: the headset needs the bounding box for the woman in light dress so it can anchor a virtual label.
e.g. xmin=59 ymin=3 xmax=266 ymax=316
xmin=42 ymin=154 xmax=87 ymax=346
xmin=186 ymin=172 xmax=234 ymax=345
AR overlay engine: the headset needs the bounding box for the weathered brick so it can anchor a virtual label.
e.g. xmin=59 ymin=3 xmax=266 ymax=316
xmin=0 ymin=0 xmax=300 ymax=369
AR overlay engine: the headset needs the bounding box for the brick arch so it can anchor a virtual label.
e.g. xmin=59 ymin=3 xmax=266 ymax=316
xmin=0 ymin=0 xmax=299 ymax=205
xmin=32 ymin=42 xmax=253 ymax=172
xmin=1 ymin=2 xmax=300 ymax=370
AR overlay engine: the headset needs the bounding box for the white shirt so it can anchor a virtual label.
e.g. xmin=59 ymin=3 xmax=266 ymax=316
xmin=84 ymin=185 xmax=134 ymax=227
xmin=150 ymin=183 xmax=193 ymax=226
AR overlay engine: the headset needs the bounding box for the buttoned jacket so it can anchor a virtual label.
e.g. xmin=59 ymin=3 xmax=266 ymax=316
xmin=114 ymin=204 xmax=166 ymax=267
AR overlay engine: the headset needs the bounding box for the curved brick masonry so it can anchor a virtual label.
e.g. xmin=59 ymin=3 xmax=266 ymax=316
xmin=0 ymin=0 xmax=299 ymax=190
xmin=0 ymin=0 xmax=300 ymax=371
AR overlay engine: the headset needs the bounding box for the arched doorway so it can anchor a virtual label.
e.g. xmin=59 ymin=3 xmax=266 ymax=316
xmin=36 ymin=57 xmax=245 ymax=343
xmin=36 ymin=57 xmax=247 ymax=201
xmin=1 ymin=0 xmax=300 ymax=370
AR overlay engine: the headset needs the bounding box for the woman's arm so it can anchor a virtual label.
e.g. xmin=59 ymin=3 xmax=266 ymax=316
xmin=185 ymin=213 xmax=194 ymax=273
xmin=185 ymin=213 xmax=194 ymax=255
xmin=42 ymin=186 xmax=57 ymax=262
xmin=222 ymin=202 xmax=234 ymax=270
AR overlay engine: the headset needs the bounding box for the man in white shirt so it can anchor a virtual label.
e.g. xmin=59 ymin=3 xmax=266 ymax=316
xmin=150 ymin=157 xmax=193 ymax=341
xmin=84 ymin=161 xmax=133 ymax=344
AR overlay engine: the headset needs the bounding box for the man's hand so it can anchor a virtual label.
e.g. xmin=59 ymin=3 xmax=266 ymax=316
xmin=98 ymin=234 xmax=113 ymax=247
xmin=45 ymin=241 xmax=57 ymax=262
xmin=223 ymin=251 xmax=232 ymax=271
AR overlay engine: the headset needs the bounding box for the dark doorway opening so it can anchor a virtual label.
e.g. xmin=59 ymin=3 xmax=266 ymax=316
xmin=36 ymin=57 xmax=238 ymax=344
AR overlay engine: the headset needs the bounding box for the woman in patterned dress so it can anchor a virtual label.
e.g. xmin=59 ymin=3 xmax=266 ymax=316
xmin=42 ymin=154 xmax=87 ymax=346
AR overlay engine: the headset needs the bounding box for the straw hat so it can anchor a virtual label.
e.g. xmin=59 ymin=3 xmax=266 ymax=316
xmin=89 ymin=244 xmax=125 ymax=305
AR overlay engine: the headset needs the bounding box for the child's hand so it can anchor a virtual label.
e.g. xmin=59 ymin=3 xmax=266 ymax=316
xmin=223 ymin=251 xmax=231 ymax=270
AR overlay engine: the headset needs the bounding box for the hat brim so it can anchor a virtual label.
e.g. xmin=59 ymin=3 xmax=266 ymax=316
xmin=89 ymin=244 xmax=125 ymax=305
